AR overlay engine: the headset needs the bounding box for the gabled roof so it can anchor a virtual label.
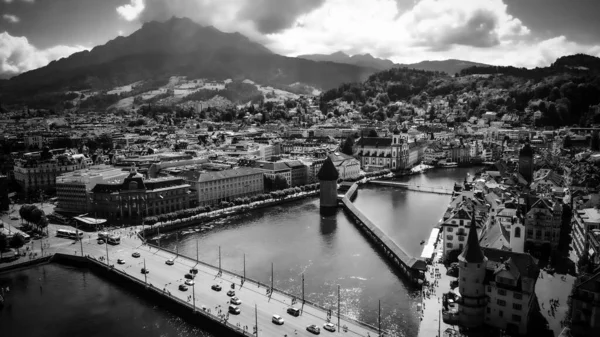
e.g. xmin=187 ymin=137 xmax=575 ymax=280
xmin=317 ymin=157 xmax=339 ymax=181
xmin=481 ymin=248 xmax=540 ymax=279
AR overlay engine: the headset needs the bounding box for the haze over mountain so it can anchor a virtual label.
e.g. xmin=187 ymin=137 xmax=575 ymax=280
xmin=0 ymin=17 xmax=373 ymax=100
xmin=298 ymin=51 xmax=490 ymax=74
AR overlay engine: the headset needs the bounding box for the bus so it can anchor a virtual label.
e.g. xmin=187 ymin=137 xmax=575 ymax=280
xmin=56 ymin=229 xmax=83 ymax=239
xmin=107 ymin=235 xmax=121 ymax=245
xmin=98 ymin=232 xmax=109 ymax=239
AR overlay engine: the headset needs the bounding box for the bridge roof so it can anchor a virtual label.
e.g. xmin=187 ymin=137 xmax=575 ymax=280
xmin=342 ymin=198 xmax=426 ymax=270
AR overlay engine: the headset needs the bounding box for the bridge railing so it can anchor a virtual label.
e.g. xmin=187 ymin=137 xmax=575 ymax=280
xmin=139 ymin=238 xmax=383 ymax=335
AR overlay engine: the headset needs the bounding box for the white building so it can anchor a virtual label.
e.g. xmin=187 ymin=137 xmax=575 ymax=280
xmin=184 ymin=167 xmax=264 ymax=206
xmin=56 ymin=165 xmax=130 ymax=214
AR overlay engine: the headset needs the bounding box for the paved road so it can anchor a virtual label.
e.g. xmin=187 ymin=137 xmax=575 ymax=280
xmin=10 ymin=227 xmax=380 ymax=337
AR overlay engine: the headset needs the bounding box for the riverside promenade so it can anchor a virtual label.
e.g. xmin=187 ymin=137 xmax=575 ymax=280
xmin=369 ymin=180 xmax=454 ymax=195
xmin=0 ymin=225 xmax=381 ymax=337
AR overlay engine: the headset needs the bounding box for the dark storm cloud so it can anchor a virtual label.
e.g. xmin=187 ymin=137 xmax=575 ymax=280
xmin=236 ymin=0 xmax=326 ymax=34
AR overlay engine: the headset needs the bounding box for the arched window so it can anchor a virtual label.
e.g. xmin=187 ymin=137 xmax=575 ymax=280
xmin=514 ymin=227 xmax=521 ymax=238
xmin=129 ymin=181 xmax=138 ymax=190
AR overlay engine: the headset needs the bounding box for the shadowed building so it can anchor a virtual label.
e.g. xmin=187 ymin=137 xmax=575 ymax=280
xmin=0 ymin=175 xmax=8 ymax=211
xmin=318 ymin=157 xmax=339 ymax=209
xmin=519 ymin=141 xmax=534 ymax=184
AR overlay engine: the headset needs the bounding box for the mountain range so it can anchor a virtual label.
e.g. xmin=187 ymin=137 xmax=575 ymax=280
xmin=0 ymin=17 xmax=373 ymax=101
xmin=298 ymin=51 xmax=490 ymax=74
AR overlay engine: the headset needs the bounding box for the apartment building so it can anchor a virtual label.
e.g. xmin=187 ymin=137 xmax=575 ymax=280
xmin=572 ymin=208 xmax=600 ymax=260
xmin=570 ymin=269 xmax=600 ymax=337
xmin=184 ymin=167 xmax=264 ymax=206
xmin=14 ymin=153 xmax=84 ymax=195
xmin=524 ymin=197 xmax=563 ymax=253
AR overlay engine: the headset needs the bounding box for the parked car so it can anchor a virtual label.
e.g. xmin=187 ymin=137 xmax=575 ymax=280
xmin=184 ymin=273 xmax=195 ymax=280
xmin=228 ymin=305 xmax=241 ymax=314
xmin=184 ymin=279 xmax=195 ymax=286
xmin=179 ymin=284 xmax=188 ymax=291
xmin=132 ymin=252 xmax=141 ymax=258
xmin=272 ymin=314 xmax=284 ymax=325
xmin=189 ymin=268 xmax=198 ymax=274
xmin=323 ymin=323 xmax=336 ymax=332
xmin=287 ymin=307 xmax=300 ymax=317
xmin=117 ymin=259 xmax=125 ymax=264
xmin=230 ymin=297 xmax=242 ymax=305
xmin=211 ymin=284 xmax=222 ymax=291
xmin=226 ymin=290 xmax=235 ymax=297
xmin=97 ymin=239 xmax=105 ymax=244
xmin=166 ymin=259 xmax=174 ymax=265
xmin=306 ymin=325 xmax=320 ymax=335
xmin=141 ymin=268 xmax=149 ymax=274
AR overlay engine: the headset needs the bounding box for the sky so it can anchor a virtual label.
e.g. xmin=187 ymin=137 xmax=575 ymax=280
xmin=1 ymin=0 xmax=600 ymax=79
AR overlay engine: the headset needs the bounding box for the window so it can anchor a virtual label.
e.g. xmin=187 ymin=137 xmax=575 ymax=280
xmin=447 ymin=235 xmax=454 ymax=240
xmin=514 ymin=227 xmax=521 ymax=238
xmin=513 ymin=303 xmax=522 ymax=310
xmin=447 ymin=227 xmax=453 ymax=232
xmin=487 ymin=286 xmax=491 ymax=292
xmin=446 ymin=243 xmax=453 ymax=248
xmin=499 ymin=310 xmax=504 ymax=317
xmin=513 ymin=293 xmax=522 ymax=300
xmin=486 ymin=307 xmax=491 ymax=314
xmin=462 ymin=277 xmax=466 ymax=282
xmin=498 ymin=289 xmax=507 ymax=296
xmin=497 ymin=299 xmax=506 ymax=306
xmin=512 ymin=314 xmax=521 ymax=322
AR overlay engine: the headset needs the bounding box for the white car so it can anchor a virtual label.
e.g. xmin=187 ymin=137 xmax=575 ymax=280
xmin=323 ymin=323 xmax=336 ymax=332
xmin=184 ymin=279 xmax=195 ymax=286
xmin=166 ymin=259 xmax=174 ymax=265
xmin=272 ymin=314 xmax=284 ymax=325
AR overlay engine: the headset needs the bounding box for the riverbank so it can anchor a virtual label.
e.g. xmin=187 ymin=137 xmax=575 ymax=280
xmin=140 ymin=190 xmax=319 ymax=238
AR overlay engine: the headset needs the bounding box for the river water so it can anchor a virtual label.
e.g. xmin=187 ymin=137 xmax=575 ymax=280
xmin=0 ymin=167 xmax=476 ymax=337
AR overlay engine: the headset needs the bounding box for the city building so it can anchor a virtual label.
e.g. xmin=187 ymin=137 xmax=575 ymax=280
xmin=14 ymin=153 xmax=85 ymax=196
xmin=183 ymin=167 xmax=264 ymax=206
xmin=91 ymin=171 xmax=192 ymax=223
xmin=253 ymin=161 xmax=292 ymax=187
xmin=569 ymin=268 xmax=600 ymax=337
xmin=457 ymin=212 xmax=540 ymax=335
xmin=328 ymin=152 xmax=361 ymax=180
xmin=572 ymin=208 xmax=600 ymax=261
xmin=524 ymin=197 xmax=563 ymax=254
xmin=0 ymin=175 xmax=8 ymax=211
xmin=55 ymin=166 xmax=130 ymax=214
xmin=355 ymin=127 xmax=424 ymax=172
xmin=283 ymin=160 xmax=307 ymax=186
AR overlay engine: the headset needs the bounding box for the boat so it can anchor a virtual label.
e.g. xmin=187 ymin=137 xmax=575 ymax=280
xmin=439 ymin=161 xmax=458 ymax=168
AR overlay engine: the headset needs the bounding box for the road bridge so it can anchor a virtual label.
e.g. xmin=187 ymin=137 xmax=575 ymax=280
xmin=369 ymin=180 xmax=454 ymax=195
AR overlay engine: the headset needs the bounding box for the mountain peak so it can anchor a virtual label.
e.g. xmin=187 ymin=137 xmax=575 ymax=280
xmin=330 ymin=51 xmax=349 ymax=58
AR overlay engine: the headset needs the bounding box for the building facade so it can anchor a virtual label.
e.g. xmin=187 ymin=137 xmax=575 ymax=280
xmin=55 ymin=166 xmax=130 ymax=214
xmin=569 ymin=270 xmax=600 ymax=337
xmin=519 ymin=143 xmax=534 ymax=183
xmin=184 ymin=168 xmax=264 ymax=206
xmin=14 ymin=153 xmax=84 ymax=195
xmin=524 ymin=198 xmax=563 ymax=253
xmin=91 ymin=172 xmax=192 ymax=223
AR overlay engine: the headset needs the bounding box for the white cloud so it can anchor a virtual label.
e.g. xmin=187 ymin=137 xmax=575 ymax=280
xmin=0 ymin=32 xmax=88 ymax=79
xmin=3 ymin=0 xmax=35 ymax=3
xmin=265 ymin=0 xmax=599 ymax=68
xmin=117 ymin=0 xmax=146 ymax=21
xmin=3 ymin=14 xmax=20 ymax=23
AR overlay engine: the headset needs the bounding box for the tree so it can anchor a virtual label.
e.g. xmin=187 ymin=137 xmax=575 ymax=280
xmin=564 ymin=135 xmax=572 ymax=148
xmin=207 ymin=125 xmax=214 ymax=132
xmin=341 ymin=136 xmax=354 ymax=156
xmin=10 ymin=233 xmax=26 ymax=254
xmin=368 ymin=129 xmax=378 ymax=137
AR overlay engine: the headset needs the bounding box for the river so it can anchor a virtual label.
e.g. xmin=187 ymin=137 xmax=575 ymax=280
xmin=0 ymin=167 xmax=477 ymax=337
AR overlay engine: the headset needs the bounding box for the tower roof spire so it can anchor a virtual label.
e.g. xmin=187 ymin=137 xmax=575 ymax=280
xmin=459 ymin=205 xmax=485 ymax=263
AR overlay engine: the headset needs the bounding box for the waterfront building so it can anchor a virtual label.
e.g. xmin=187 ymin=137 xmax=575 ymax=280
xmin=569 ymin=268 xmax=600 ymax=337
xmin=282 ymin=160 xmax=307 ymax=186
xmin=91 ymin=171 xmax=192 ymax=222
xmin=441 ymin=194 xmax=488 ymax=256
xmin=355 ymin=127 xmax=424 ymax=172
xmin=318 ymin=157 xmax=339 ymax=208
xmin=183 ymin=167 xmax=264 ymax=206
xmin=328 ymin=152 xmax=361 ymax=180
xmin=253 ymin=161 xmax=292 ymax=187
xmin=524 ymin=197 xmax=563 ymax=253
xmin=299 ymin=158 xmax=325 ymax=184
xmin=14 ymin=152 xmax=85 ymax=195
xmin=518 ymin=142 xmax=534 ymax=184
xmin=55 ymin=165 xmax=130 ymax=214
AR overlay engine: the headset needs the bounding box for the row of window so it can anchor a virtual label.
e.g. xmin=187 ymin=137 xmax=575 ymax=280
xmin=486 ymin=307 xmax=522 ymax=322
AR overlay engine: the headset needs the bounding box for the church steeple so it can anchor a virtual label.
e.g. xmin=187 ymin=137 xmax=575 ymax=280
xmin=460 ymin=207 xmax=485 ymax=263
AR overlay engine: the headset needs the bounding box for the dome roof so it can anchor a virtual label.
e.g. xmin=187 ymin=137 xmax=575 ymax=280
xmin=393 ymin=126 xmax=400 ymax=135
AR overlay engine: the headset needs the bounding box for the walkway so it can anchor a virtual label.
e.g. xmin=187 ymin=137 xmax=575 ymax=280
xmin=369 ymin=180 xmax=454 ymax=195
xmin=341 ymin=197 xmax=426 ymax=284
